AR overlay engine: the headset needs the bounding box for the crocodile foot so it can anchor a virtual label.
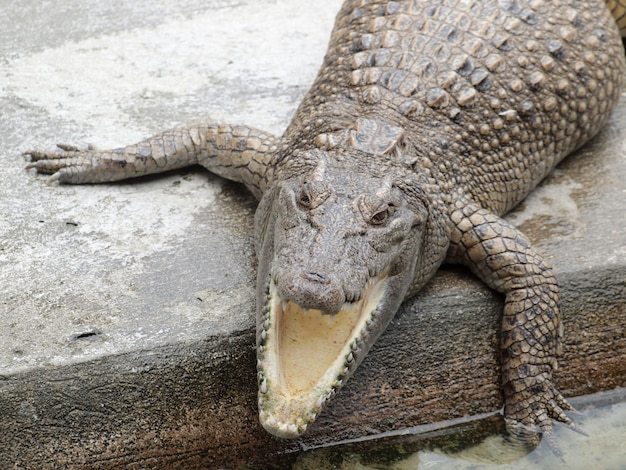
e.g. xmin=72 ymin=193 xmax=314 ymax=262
xmin=503 ymin=372 xmax=587 ymax=457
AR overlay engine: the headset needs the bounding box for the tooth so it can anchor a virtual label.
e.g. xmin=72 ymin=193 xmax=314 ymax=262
xmin=267 ymin=415 xmax=278 ymax=427
xmin=342 ymin=366 xmax=349 ymax=375
xmin=315 ymin=396 xmax=325 ymax=410
xmin=263 ymin=319 xmax=270 ymax=329
xmin=260 ymin=379 xmax=267 ymax=394
xmin=298 ymin=423 xmax=308 ymax=433
xmin=287 ymin=424 xmax=298 ymax=435
xmin=281 ymin=300 xmax=288 ymax=312
xmin=260 ymin=330 xmax=267 ymax=341
xmin=347 ymin=352 xmax=354 ymax=362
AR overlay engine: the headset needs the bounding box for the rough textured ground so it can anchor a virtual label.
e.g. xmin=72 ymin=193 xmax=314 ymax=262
xmin=0 ymin=0 xmax=624 ymax=468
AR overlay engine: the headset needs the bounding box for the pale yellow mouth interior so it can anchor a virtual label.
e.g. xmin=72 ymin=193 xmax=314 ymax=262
xmin=262 ymin=275 xmax=387 ymax=428
xmin=278 ymin=302 xmax=360 ymax=395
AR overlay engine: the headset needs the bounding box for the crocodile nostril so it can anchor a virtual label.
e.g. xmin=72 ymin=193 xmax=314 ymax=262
xmin=301 ymin=271 xmax=331 ymax=284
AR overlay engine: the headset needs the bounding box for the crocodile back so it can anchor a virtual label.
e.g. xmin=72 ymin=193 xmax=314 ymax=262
xmin=283 ymin=0 xmax=625 ymax=215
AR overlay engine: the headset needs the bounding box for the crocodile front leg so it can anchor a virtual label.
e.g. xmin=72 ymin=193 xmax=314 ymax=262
xmin=446 ymin=195 xmax=583 ymax=453
xmin=25 ymin=124 xmax=282 ymax=198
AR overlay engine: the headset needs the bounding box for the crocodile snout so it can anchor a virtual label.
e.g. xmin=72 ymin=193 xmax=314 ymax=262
xmin=301 ymin=270 xmax=331 ymax=284
xmin=278 ymin=269 xmax=345 ymax=314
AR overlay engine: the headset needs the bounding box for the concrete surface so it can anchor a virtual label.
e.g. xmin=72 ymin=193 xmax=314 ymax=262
xmin=0 ymin=0 xmax=624 ymax=468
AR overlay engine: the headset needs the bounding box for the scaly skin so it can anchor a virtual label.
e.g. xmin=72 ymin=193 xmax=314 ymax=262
xmin=25 ymin=0 xmax=625 ymax=452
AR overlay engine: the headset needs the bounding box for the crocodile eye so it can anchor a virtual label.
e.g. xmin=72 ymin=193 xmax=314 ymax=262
xmin=298 ymin=184 xmax=312 ymax=208
xmin=297 ymin=181 xmax=330 ymax=209
xmin=369 ymin=204 xmax=396 ymax=225
xmin=357 ymin=194 xmax=398 ymax=226
xmin=370 ymin=208 xmax=388 ymax=225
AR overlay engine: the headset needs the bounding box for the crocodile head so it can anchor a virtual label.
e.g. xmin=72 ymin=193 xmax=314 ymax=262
xmin=253 ymin=151 xmax=440 ymax=438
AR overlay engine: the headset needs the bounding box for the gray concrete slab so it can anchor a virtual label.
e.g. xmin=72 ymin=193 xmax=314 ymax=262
xmin=0 ymin=0 xmax=341 ymax=373
xmin=1 ymin=0 xmax=624 ymax=468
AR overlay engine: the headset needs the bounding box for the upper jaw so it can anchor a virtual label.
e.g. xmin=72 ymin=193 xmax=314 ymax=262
xmin=256 ymin=274 xmax=388 ymax=438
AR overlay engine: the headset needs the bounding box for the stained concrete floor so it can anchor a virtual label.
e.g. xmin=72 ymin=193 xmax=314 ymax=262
xmin=0 ymin=0 xmax=625 ymax=468
xmin=0 ymin=0 xmax=340 ymax=374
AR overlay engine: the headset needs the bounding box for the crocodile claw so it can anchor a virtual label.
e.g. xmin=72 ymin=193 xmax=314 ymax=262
xmin=25 ymin=146 xmax=71 ymax=182
xmin=24 ymin=143 xmax=133 ymax=184
xmin=504 ymin=384 xmax=587 ymax=459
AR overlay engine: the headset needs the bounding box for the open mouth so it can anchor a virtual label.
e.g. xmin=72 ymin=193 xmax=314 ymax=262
xmin=257 ymin=274 xmax=388 ymax=438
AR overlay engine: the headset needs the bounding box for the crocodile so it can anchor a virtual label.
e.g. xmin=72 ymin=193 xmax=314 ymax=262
xmin=26 ymin=0 xmax=626 ymax=450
